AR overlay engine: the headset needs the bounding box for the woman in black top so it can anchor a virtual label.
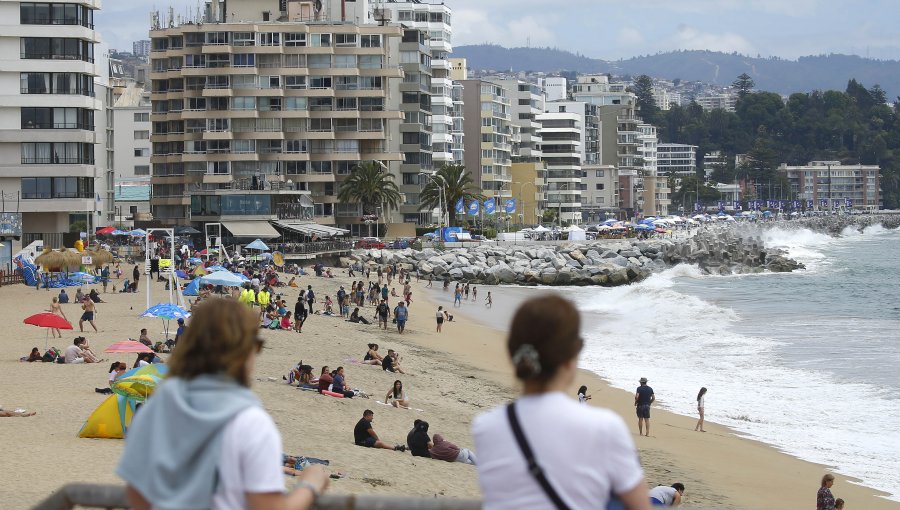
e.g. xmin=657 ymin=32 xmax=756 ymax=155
xmin=406 ymin=419 xmax=431 ymax=457
xmin=294 ymin=296 xmax=307 ymax=333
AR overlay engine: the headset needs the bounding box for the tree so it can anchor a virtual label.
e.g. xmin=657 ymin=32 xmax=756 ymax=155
xmin=669 ymin=176 xmax=721 ymax=210
xmin=733 ymin=73 xmax=755 ymax=98
xmin=418 ymin=164 xmax=482 ymax=227
xmin=336 ymin=162 xmax=401 ymax=218
xmin=631 ymin=75 xmax=660 ymax=124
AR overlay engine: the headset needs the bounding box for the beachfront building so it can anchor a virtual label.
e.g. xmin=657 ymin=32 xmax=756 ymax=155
xmin=543 ymin=76 xmax=567 ymax=102
xmin=704 ymin=150 xmax=728 ymax=182
xmin=657 ymin=143 xmax=697 ymax=177
xmin=636 ymin=123 xmax=669 ymax=217
xmin=695 ymin=92 xmax=737 ymax=112
xmin=133 ymin=39 xmax=151 ymax=59
xmin=111 ymin=84 xmax=152 ymax=226
xmin=460 ymin=79 xmax=513 ymax=202
xmin=779 ymin=161 xmax=882 ymax=210
xmin=147 ymin=4 xmax=404 ymax=239
xmin=581 ymin=164 xmax=618 ymax=224
xmin=0 ymin=0 xmax=104 ymax=251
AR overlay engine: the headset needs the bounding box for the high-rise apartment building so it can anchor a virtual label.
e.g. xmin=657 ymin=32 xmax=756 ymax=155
xmin=637 ymin=123 xmax=669 ymax=216
xmin=460 ymin=79 xmax=512 ymax=202
xmin=657 ymin=143 xmax=697 ymax=176
xmin=148 ymin=5 xmax=404 ymax=238
xmin=779 ymin=161 xmax=881 ymax=210
xmin=1 ymin=0 xmax=103 ymax=250
xmin=133 ymin=39 xmax=151 ymax=58
xmin=497 ymin=79 xmax=545 ymax=225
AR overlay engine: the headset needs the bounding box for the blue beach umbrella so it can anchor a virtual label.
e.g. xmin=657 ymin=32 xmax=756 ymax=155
xmin=175 ymin=270 xmax=189 ymax=279
xmin=128 ymin=229 xmax=147 ymax=237
xmin=188 ymin=257 xmax=202 ymax=265
xmin=141 ymin=303 xmax=191 ymax=340
xmin=205 ymin=265 xmax=227 ymax=272
xmin=111 ymin=230 xmax=127 ymax=236
xmin=198 ymin=271 xmax=246 ymax=287
xmin=245 ymin=239 xmax=269 ymax=251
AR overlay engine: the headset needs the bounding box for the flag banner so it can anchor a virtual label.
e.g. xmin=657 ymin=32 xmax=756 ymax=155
xmin=694 ymin=202 xmax=702 ymax=212
xmin=717 ymin=201 xmax=725 ymax=211
xmin=820 ymin=199 xmax=828 ymax=208
xmin=504 ymin=198 xmax=517 ymax=214
xmin=733 ymin=201 xmax=742 ymax=210
xmin=468 ymin=200 xmax=480 ymax=216
xmin=484 ymin=199 xmax=496 ymax=215
xmin=806 ymin=200 xmax=814 ymax=209
xmin=844 ymin=198 xmax=853 ymax=207
xmin=833 ymin=199 xmax=841 ymax=208
xmin=455 ymin=198 xmax=465 ymax=214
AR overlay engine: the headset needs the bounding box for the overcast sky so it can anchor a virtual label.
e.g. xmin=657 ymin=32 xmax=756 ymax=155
xmin=98 ymin=0 xmax=900 ymax=61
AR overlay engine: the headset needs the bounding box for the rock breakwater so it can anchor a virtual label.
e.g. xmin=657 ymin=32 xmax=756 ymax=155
xmin=342 ymin=229 xmax=804 ymax=287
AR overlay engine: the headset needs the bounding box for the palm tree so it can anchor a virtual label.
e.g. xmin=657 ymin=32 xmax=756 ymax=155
xmin=418 ymin=164 xmax=483 ymax=226
xmin=337 ymin=162 xmax=402 ymax=218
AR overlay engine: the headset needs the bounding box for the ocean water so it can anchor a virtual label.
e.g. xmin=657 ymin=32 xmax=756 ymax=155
xmin=575 ymin=224 xmax=900 ymax=501
xmin=429 ymin=225 xmax=900 ymax=500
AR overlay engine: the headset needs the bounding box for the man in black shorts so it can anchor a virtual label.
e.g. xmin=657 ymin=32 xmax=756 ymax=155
xmin=353 ymin=410 xmax=405 ymax=451
xmin=376 ymin=299 xmax=390 ymax=330
xmin=634 ymin=377 xmax=655 ymax=437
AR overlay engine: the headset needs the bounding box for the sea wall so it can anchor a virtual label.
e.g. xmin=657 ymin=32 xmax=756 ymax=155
xmin=342 ymin=229 xmax=803 ymax=287
xmin=795 ymin=213 xmax=900 ymax=235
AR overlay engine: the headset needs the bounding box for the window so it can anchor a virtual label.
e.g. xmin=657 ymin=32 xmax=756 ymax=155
xmin=233 ymin=140 xmax=256 ymax=153
xmin=284 ymin=33 xmax=306 ymax=47
xmin=285 ymin=140 xmax=307 ymax=153
xmin=134 ymin=130 xmax=150 ymax=140
xmin=361 ymin=35 xmax=381 ymax=48
xmin=134 ymin=148 xmax=149 ymax=157
xmin=258 ymin=97 xmax=282 ymax=112
xmin=21 ymin=107 xmax=93 ymax=129
xmin=284 ymin=97 xmax=307 ymax=111
xmin=20 ymin=3 xmax=93 ymax=28
xmin=184 ymin=54 xmax=206 ymax=68
xmin=309 ymin=76 xmax=332 ymax=89
xmin=134 ymin=112 xmax=149 ymax=122
xmin=257 ymin=32 xmax=280 ymax=46
xmin=310 ymin=34 xmax=331 ymax=47
xmin=308 ymin=54 xmax=331 ymax=68
xmin=282 ymin=54 xmax=306 ymax=68
xmin=21 ymin=37 xmax=93 ymax=62
xmin=186 ymin=97 xmax=207 ymax=111
xmin=232 ymin=32 xmax=254 ymax=46
xmin=22 ymin=142 xmax=93 ymax=164
xmin=358 ymin=55 xmax=382 ymax=69
xmin=134 ymin=165 xmax=150 ymax=175
xmin=334 ymin=54 xmax=356 ymax=68
xmin=595 ymin=183 xmax=604 ymax=190
xmin=21 ymin=72 xmax=93 ymax=96
xmin=205 ymin=32 xmax=229 ymax=45
xmin=231 ymin=97 xmax=256 ymax=110
xmin=398 ymin=10 xmax=412 ymax=21
xmin=259 ymin=75 xmax=281 ymax=89
xmin=232 ymin=53 xmax=255 ymax=67
xmin=334 ymin=33 xmax=357 ymax=47
xmin=231 ymin=75 xmax=257 ymax=89
xmin=595 ymin=169 xmax=604 ymax=177
xmin=284 ymin=76 xmax=306 ymax=89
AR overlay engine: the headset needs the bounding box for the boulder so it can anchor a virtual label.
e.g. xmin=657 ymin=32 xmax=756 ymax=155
xmin=540 ymin=268 xmax=558 ymax=285
xmin=418 ymin=261 xmax=434 ymax=275
xmin=448 ymin=268 xmax=463 ymax=279
xmin=608 ymin=269 xmax=629 ymax=286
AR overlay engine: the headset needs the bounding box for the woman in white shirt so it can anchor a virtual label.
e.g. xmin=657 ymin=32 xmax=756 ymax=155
xmin=694 ymin=387 xmax=707 ymax=432
xmin=117 ymin=298 xmax=328 ymax=510
xmin=472 ymin=295 xmax=650 ymax=510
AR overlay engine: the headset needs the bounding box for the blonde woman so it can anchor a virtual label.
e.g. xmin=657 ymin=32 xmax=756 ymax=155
xmin=49 ymin=296 xmax=67 ymax=338
xmin=117 ymin=299 xmax=328 ymax=510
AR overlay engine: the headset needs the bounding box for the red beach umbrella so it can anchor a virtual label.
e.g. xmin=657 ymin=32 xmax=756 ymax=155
xmin=96 ymin=226 xmax=116 ymax=235
xmin=104 ymin=340 xmax=154 ymax=354
xmin=24 ymin=312 xmax=74 ymax=350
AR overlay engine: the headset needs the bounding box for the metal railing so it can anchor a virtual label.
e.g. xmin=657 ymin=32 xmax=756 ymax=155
xmin=33 ymin=484 xmax=482 ymax=510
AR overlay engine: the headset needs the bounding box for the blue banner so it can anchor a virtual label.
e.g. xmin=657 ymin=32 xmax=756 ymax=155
xmin=484 ymin=199 xmax=496 ymax=215
xmin=455 ymin=198 xmax=465 ymax=214
xmin=468 ymin=200 xmax=480 ymax=216
xmin=820 ymin=198 xmax=828 ymax=209
xmin=717 ymin=200 xmax=725 ymax=211
xmin=733 ymin=201 xmax=742 ymax=210
xmin=806 ymin=200 xmax=814 ymax=209
xmin=844 ymin=197 xmax=853 ymax=208
xmin=833 ymin=199 xmax=841 ymax=209
xmin=694 ymin=202 xmax=702 ymax=212
xmin=504 ymin=198 xmax=517 ymax=214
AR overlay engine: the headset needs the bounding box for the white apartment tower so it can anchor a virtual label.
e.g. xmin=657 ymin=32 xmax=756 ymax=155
xmin=0 ymin=0 xmax=103 ymax=250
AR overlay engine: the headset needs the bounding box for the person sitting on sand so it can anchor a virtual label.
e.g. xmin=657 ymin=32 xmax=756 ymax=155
xmin=578 ymin=385 xmax=591 ymax=404
xmin=22 ymin=347 xmax=42 ymax=362
xmin=353 ymin=410 xmax=406 ymax=452
xmin=0 ymin=406 xmax=36 ymax=417
xmin=98 ymin=361 xmax=127 ymax=394
xmin=362 ymin=344 xmax=383 ymax=366
xmin=58 ymin=289 xmax=69 ymax=304
xmin=280 ymin=312 xmax=293 ymax=330
xmin=381 ymin=349 xmax=404 ymax=374
xmin=317 ymin=366 xmax=333 ymax=394
xmin=75 ymin=288 xmax=85 ymax=302
xmin=323 ymin=296 xmax=334 ymax=315
xmin=429 ymin=434 xmax=477 ymax=465
xmin=89 ymin=288 xmax=104 ymax=303
xmin=406 ymin=419 xmax=431 ymax=457
xmin=139 ymin=329 xmax=152 ymax=347
xmin=80 ymin=338 xmax=102 ymax=363
xmin=649 ymin=483 xmax=684 ymax=506
xmin=330 ymin=367 xmax=355 ymax=398
xmin=65 ymin=337 xmax=91 ymax=364
xmin=385 ymin=380 xmax=410 ymax=409
xmin=349 ymin=308 xmax=370 ymax=325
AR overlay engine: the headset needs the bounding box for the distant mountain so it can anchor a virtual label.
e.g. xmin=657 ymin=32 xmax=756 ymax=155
xmin=453 ymin=45 xmax=900 ymax=99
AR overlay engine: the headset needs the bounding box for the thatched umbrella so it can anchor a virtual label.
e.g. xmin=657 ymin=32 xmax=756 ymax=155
xmin=59 ymin=248 xmax=82 ymax=269
xmin=85 ymin=247 xmax=114 ymax=267
xmin=34 ymin=248 xmax=65 ymax=270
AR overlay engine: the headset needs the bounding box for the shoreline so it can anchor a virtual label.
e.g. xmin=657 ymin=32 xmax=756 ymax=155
xmin=421 ymin=282 xmax=899 ymax=509
xmin=0 ymin=266 xmax=896 ymax=509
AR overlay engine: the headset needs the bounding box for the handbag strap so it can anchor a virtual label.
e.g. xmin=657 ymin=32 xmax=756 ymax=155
xmin=507 ymin=402 xmax=572 ymax=510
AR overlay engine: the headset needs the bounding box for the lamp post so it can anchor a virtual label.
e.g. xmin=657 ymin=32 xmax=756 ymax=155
xmin=419 ymin=173 xmax=446 ymax=228
xmin=515 ymin=181 xmax=537 ymax=228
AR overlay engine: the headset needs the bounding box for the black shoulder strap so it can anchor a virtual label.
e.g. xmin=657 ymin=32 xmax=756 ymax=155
xmin=507 ymin=402 xmax=573 ymax=510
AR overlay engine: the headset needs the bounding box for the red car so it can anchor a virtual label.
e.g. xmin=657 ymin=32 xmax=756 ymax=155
xmin=355 ymin=238 xmax=385 ymax=249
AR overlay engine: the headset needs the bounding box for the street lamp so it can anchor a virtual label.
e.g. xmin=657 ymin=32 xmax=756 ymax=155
xmin=515 ymin=181 xmax=537 ymax=227
xmin=419 ymin=173 xmax=446 ymax=227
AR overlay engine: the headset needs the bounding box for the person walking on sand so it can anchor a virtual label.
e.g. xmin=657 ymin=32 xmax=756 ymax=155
xmin=485 ymin=291 xmax=492 ymax=308
xmin=694 ymin=387 xmax=707 ymax=432
xmin=79 ymin=296 xmax=98 ymax=333
xmin=817 ymin=474 xmax=836 ymax=510
xmin=394 ymin=301 xmax=408 ymax=334
xmin=472 ymin=295 xmax=650 ymax=510
xmin=635 ymin=377 xmax=654 ymax=437
xmin=50 ymin=296 xmax=68 ymax=338
xmin=454 ymin=285 xmax=462 ymax=307
xmin=132 ymin=265 xmax=140 ymax=292
xmin=436 ymin=306 xmax=446 ymax=332
xmin=472 ymin=286 xmax=477 ymax=302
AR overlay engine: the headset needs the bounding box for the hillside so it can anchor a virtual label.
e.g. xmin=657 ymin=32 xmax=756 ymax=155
xmin=453 ymin=45 xmax=900 ymax=98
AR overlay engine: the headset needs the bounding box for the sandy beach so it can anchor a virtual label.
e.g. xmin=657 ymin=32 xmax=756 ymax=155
xmin=1 ymin=267 xmax=897 ymax=509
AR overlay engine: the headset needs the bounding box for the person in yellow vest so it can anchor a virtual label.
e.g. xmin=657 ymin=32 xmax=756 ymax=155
xmin=256 ymin=286 xmax=271 ymax=318
xmin=238 ymin=283 xmax=256 ymax=308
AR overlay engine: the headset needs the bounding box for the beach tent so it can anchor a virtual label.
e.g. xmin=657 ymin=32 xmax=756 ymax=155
xmin=532 ymin=225 xmax=550 ymax=232
xmin=564 ymin=224 xmax=586 ymax=241
xmin=245 ymin=239 xmax=269 ymax=251
xmin=182 ymin=277 xmax=201 ymax=296
xmin=78 ymin=394 xmax=137 ymax=439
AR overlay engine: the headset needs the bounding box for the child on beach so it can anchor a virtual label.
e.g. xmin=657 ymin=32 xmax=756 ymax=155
xmin=695 ymin=387 xmax=707 ymax=432
xmin=484 ymin=291 xmax=492 ymax=308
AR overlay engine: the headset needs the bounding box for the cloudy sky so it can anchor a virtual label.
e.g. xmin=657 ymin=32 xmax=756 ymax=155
xmin=99 ymin=0 xmax=900 ymax=61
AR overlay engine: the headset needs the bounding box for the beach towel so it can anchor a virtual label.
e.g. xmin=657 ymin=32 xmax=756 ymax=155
xmin=375 ymin=401 xmax=424 ymax=412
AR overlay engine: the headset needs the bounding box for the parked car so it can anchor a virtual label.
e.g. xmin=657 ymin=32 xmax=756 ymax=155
xmin=355 ymin=237 xmax=385 ymax=249
xmin=388 ymin=238 xmax=415 ymax=249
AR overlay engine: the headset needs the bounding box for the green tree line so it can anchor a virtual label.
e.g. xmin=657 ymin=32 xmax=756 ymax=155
xmin=637 ymin=74 xmax=900 ymax=207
